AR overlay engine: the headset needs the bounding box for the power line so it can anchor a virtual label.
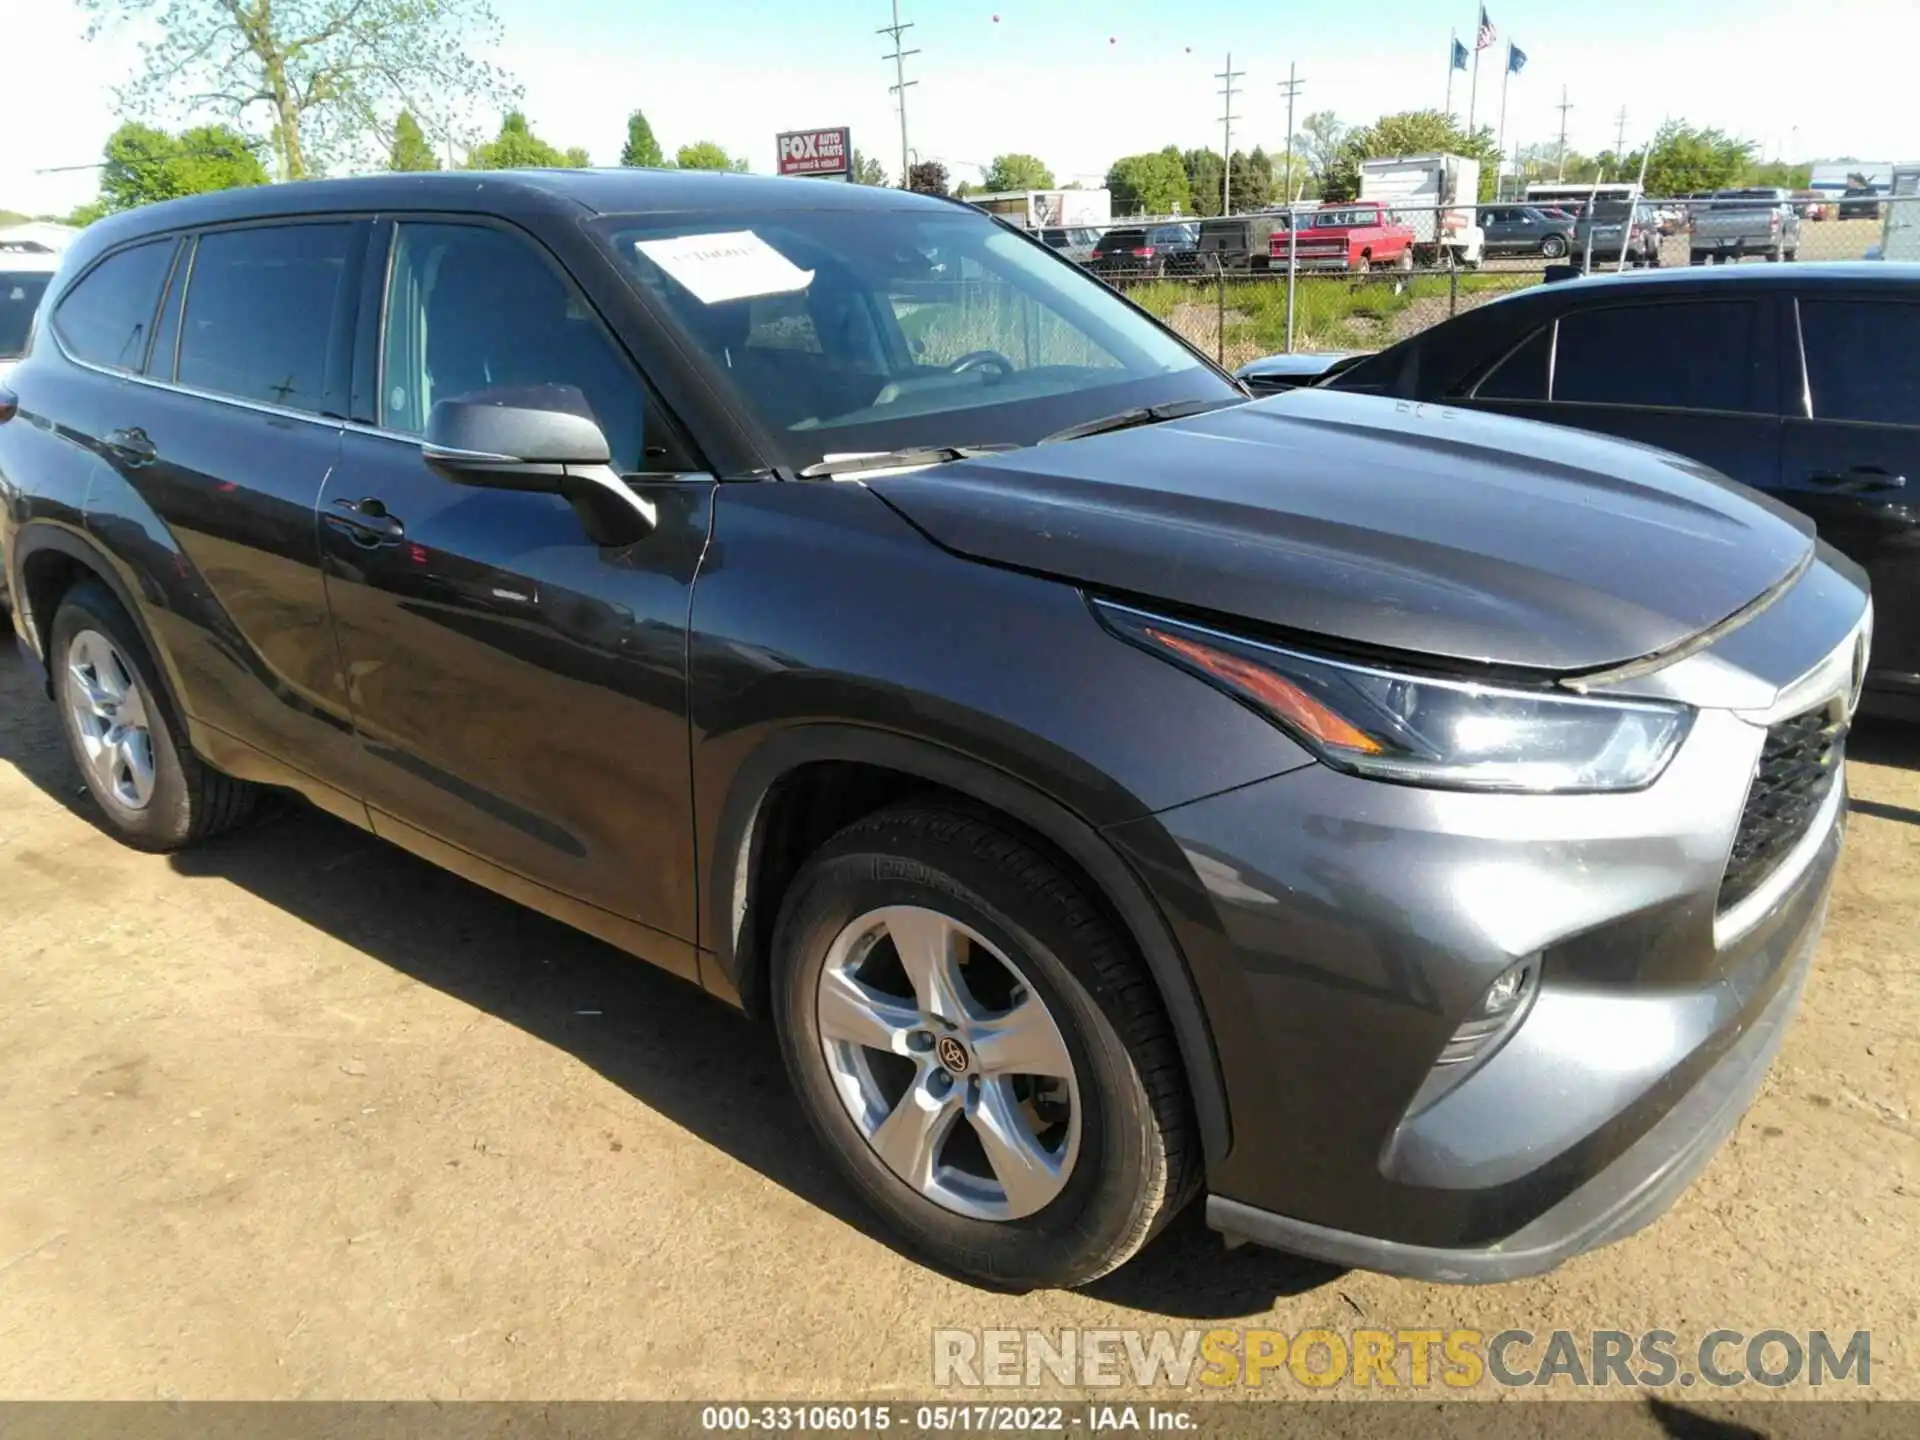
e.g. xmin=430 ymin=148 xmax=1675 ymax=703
xmin=1277 ymin=64 xmax=1305 ymax=202
xmin=878 ymin=0 xmax=919 ymax=189
xmin=1216 ymin=52 xmax=1244 ymax=215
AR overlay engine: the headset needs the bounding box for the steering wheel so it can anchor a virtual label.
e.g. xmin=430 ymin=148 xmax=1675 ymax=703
xmin=946 ymin=350 xmax=1015 ymax=380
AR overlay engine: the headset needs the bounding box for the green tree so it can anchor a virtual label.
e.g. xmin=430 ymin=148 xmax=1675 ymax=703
xmin=1182 ymin=149 xmax=1225 ymax=216
xmin=981 ymin=153 xmax=1054 ymax=192
xmin=1639 ymin=121 xmax=1754 ymax=195
xmin=676 ymin=140 xmax=746 ymax=172
xmin=1236 ymin=147 xmax=1277 ymax=211
xmin=1743 ymin=159 xmax=1813 ymax=189
xmin=563 ymin=146 xmax=591 ymax=168
xmin=88 ymin=120 xmax=268 ymax=216
xmin=80 ymin=0 xmax=515 ymax=181
xmin=1287 ymin=111 xmax=1347 ymax=199
xmin=620 ymin=110 xmax=665 ymax=168
xmin=907 ymin=159 xmax=949 ymax=195
xmin=1103 ymin=148 xmax=1189 ymax=215
xmin=850 ymin=149 xmax=889 ymax=186
xmin=389 ymin=110 xmax=441 ymax=171
xmin=469 ymin=111 xmax=583 ymax=169
xmin=1324 ymin=110 xmax=1501 ymax=201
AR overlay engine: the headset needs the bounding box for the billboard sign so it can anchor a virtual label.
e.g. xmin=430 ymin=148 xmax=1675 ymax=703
xmin=777 ymin=127 xmax=852 ymax=181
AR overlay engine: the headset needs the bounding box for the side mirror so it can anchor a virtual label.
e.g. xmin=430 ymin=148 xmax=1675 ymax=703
xmin=423 ymin=387 xmax=656 ymax=545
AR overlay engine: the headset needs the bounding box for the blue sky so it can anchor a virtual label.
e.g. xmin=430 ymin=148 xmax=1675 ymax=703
xmin=11 ymin=0 xmax=1919 ymax=215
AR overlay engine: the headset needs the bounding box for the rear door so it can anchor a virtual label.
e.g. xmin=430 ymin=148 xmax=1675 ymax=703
xmin=1780 ymin=293 xmax=1920 ymax=691
xmin=86 ymin=221 xmax=365 ymax=807
xmin=1464 ymin=294 xmax=1782 ymax=495
xmin=318 ymin=217 xmax=711 ymax=972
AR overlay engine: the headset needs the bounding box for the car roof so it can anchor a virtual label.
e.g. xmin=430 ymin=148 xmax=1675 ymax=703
xmin=1538 ymin=261 xmax=1920 ymax=293
xmin=61 ymin=168 xmax=969 ymax=270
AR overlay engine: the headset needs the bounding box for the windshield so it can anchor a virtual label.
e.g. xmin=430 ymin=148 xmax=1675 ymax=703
xmin=0 ymin=271 xmax=53 ymax=360
xmin=600 ymin=208 xmax=1229 ymax=469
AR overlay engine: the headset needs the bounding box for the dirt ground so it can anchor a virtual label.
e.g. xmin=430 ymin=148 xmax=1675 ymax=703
xmin=2 ymin=634 xmax=1917 ymax=1406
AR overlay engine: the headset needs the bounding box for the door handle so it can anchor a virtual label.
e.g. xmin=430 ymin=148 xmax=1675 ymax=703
xmin=1808 ymin=466 xmax=1907 ymax=493
xmin=326 ymin=495 xmax=406 ymax=545
xmin=104 ymin=427 xmax=157 ymax=465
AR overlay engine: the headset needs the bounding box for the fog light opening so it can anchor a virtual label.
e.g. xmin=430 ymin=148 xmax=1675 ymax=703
xmin=1481 ymin=959 xmax=1535 ymax=1018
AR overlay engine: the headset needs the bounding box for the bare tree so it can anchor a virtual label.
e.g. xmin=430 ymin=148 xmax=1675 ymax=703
xmin=81 ymin=0 xmax=518 ymax=180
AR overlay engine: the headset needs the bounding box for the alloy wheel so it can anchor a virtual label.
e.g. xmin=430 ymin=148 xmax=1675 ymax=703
xmin=65 ymin=629 xmax=157 ymax=811
xmin=815 ymin=905 xmax=1081 ymax=1221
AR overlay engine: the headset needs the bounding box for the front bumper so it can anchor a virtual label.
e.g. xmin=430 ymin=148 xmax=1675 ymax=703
xmin=1208 ymin=886 xmax=1822 ymax=1282
xmin=1105 ymin=563 xmax=1866 ymax=1278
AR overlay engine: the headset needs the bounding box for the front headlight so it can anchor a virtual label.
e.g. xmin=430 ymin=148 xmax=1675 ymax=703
xmin=1096 ymin=601 xmax=1691 ymax=794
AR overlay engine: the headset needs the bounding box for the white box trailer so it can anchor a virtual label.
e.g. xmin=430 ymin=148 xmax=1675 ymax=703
xmin=965 ymin=189 xmax=1112 ymax=231
xmin=1362 ymin=155 xmax=1485 ymax=265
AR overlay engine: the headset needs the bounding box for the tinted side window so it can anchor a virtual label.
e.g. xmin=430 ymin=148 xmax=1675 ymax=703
xmin=1472 ymin=325 xmax=1552 ymax=401
xmin=52 ymin=239 xmax=177 ymax=372
xmin=1552 ymin=301 xmax=1759 ymax=412
xmin=380 ymin=222 xmax=650 ymax=472
xmin=1800 ymin=299 xmax=1920 ymax=427
xmin=178 ymin=224 xmax=354 ymax=414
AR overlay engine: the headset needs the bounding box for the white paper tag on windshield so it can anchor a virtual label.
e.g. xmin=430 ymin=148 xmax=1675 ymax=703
xmin=634 ymin=231 xmax=814 ymax=305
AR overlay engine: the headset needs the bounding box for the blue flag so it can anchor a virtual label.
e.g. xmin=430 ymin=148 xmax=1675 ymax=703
xmin=1452 ymin=38 xmax=1469 ymax=71
xmin=1508 ymin=42 xmax=1528 ymax=74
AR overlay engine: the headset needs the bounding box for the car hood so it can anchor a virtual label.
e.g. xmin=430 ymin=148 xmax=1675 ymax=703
xmin=867 ymin=388 xmax=1815 ymax=673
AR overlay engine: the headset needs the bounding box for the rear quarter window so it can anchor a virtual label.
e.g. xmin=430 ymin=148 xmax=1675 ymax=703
xmin=51 ymin=239 xmax=178 ymax=372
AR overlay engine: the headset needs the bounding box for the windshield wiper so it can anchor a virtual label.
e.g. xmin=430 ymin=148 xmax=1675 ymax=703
xmin=795 ymin=444 xmax=1017 ymax=480
xmin=1039 ymin=396 xmax=1242 ymax=445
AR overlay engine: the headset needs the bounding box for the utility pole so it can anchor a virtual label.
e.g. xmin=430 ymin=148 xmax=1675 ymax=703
xmin=1278 ymin=64 xmax=1305 ymax=202
xmin=1555 ymin=86 xmax=1573 ymax=181
xmin=878 ymin=0 xmax=919 ymax=190
xmin=1614 ymin=107 xmax=1628 ymax=161
xmin=1216 ymin=52 xmax=1244 ymax=215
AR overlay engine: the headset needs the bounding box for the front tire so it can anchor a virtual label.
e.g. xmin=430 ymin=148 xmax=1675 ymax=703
xmin=771 ymin=805 xmax=1199 ymax=1289
xmin=50 ymin=580 xmax=257 ymax=851
xmin=1541 ymin=235 xmax=1568 ymax=259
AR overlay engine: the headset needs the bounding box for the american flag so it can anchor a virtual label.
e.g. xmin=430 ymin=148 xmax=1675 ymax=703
xmin=1476 ymin=6 xmax=1497 ymax=49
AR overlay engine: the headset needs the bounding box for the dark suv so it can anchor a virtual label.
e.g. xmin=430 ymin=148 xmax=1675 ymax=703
xmin=1324 ymin=263 xmax=1916 ymax=719
xmin=1090 ymin=222 xmax=1200 ymax=281
xmin=0 ymin=172 xmax=1868 ymax=1289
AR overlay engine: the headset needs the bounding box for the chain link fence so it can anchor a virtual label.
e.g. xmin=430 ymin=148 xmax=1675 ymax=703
xmin=1037 ymin=192 xmax=1914 ymax=371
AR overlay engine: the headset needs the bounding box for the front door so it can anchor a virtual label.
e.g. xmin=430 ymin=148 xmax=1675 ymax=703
xmin=318 ymin=219 xmax=712 ymax=972
xmin=1780 ymin=293 xmax=1920 ymax=697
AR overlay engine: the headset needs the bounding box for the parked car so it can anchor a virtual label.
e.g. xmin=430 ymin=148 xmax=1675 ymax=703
xmin=1571 ymin=199 xmax=1662 ymax=268
xmin=1792 ymin=191 xmax=1830 ymax=222
xmin=1325 ymin=262 xmax=1913 ymax=716
xmin=1690 ymin=188 xmax=1802 ymax=264
xmin=0 ymin=172 xmax=1869 ymax=1291
xmin=1838 ymin=186 xmax=1885 ymax=222
xmin=1234 ymin=351 xmax=1366 ymax=394
xmin=1271 ymin=201 xmax=1416 ymax=272
xmin=1090 ymin=222 xmax=1200 ymax=281
xmin=1476 ymin=204 xmax=1575 ymax=259
xmin=1036 ymin=226 xmax=1101 ymax=266
xmin=1196 ymin=210 xmax=1296 ymax=273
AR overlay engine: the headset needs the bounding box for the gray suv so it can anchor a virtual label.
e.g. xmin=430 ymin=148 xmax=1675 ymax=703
xmin=0 ymin=170 xmax=1868 ymax=1288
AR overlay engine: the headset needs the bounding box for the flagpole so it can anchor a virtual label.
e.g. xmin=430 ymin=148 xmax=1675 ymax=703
xmin=1468 ymin=25 xmax=1483 ymax=132
xmin=1446 ymin=29 xmax=1456 ymax=118
xmin=1496 ymin=45 xmax=1513 ymax=193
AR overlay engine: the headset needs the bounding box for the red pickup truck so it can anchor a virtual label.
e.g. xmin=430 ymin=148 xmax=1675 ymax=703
xmin=1270 ymin=201 xmax=1417 ymax=272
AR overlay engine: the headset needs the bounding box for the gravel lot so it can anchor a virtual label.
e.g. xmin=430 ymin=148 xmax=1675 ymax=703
xmin=2 ymin=632 xmax=1917 ymax=1405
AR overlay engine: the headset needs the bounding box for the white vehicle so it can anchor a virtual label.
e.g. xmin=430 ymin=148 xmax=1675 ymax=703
xmin=1525 ymin=181 xmax=1640 ymax=213
xmin=1360 ymin=154 xmax=1484 ymax=266
xmin=964 ymin=188 xmax=1112 ymax=232
xmin=1880 ymin=164 xmax=1920 ymax=261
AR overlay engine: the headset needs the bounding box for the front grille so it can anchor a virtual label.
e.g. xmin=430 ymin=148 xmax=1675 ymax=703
xmin=1719 ymin=708 xmax=1846 ymax=911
